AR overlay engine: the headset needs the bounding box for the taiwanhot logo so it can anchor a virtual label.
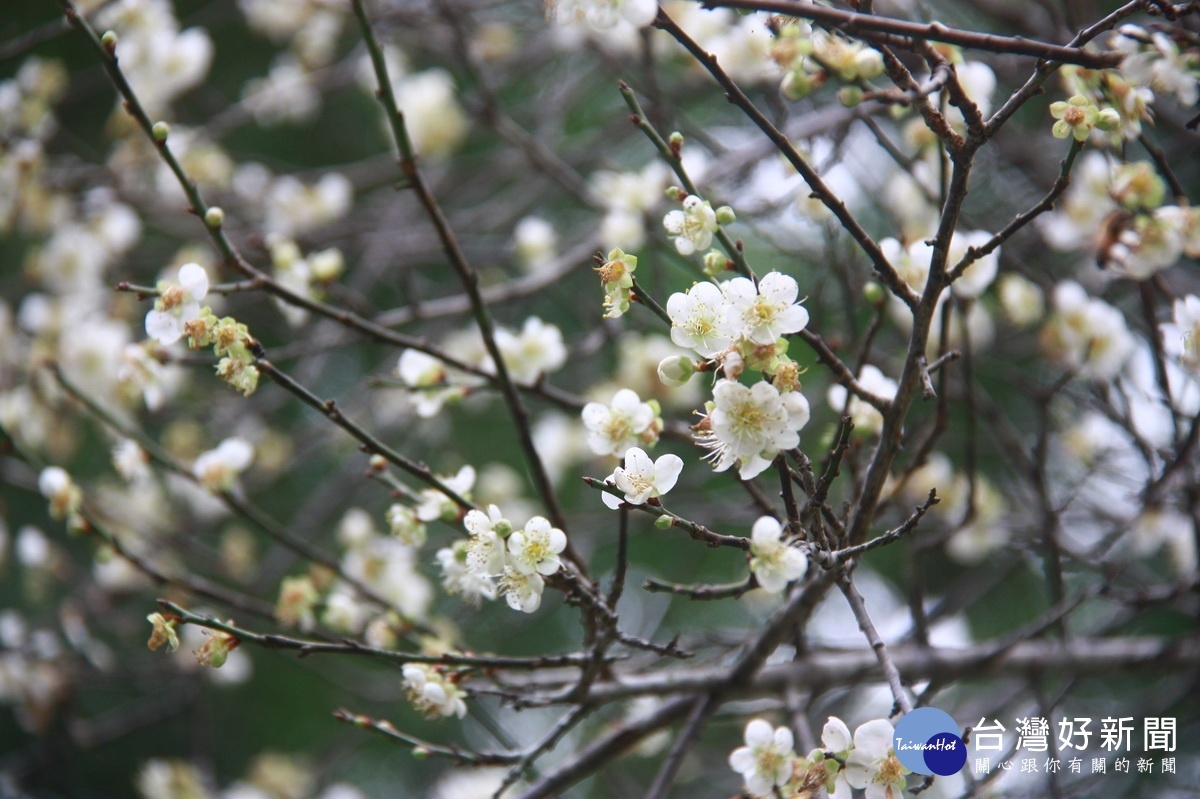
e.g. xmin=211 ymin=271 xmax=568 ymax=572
xmin=893 ymin=707 xmax=967 ymax=776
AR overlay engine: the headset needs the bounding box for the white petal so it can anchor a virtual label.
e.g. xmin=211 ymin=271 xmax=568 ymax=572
xmin=653 ymin=454 xmax=683 ymax=494
xmin=178 ymin=262 xmax=209 ymax=300
xmin=744 ymin=718 xmax=773 ymax=747
xmin=625 ymin=446 xmax=652 ymax=473
xmin=759 ymin=272 xmax=798 ymax=304
xmin=823 ymin=717 xmax=852 ymax=752
xmin=751 ymin=516 xmax=782 ymax=545
xmin=772 ymin=725 xmax=794 ymax=751
xmin=621 ymin=0 xmax=658 ymax=28
xmin=854 ymin=718 xmax=895 ymax=758
xmin=729 ymin=746 xmax=755 ymax=773
xmin=145 ymin=310 xmax=182 ymax=345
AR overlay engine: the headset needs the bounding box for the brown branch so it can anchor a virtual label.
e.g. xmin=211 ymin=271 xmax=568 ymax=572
xmin=699 ymin=0 xmax=1124 ymax=68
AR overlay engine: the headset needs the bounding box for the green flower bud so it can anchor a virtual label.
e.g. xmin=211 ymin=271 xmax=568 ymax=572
xmin=838 ymin=86 xmax=863 ymax=107
xmin=654 ymin=515 xmax=674 ymax=530
xmin=657 ymin=355 xmax=695 ymax=387
xmin=101 ymin=30 xmax=118 ymax=51
xmin=781 ymin=69 xmax=812 ymax=101
xmin=715 ymin=205 xmax=736 ymax=225
xmin=863 ymin=280 xmax=884 ymax=304
xmin=152 ymin=121 xmax=170 ymax=142
xmin=1095 ymin=107 xmax=1121 ymax=131
xmin=204 ymin=206 xmax=225 ymax=228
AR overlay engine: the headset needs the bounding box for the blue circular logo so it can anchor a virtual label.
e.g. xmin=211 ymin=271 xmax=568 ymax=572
xmin=893 ymin=708 xmax=965 ymax=776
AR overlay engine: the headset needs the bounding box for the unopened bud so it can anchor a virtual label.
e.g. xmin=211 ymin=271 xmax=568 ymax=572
xmin=369 ymin=454 xmax=388 ymax=471
xmin=715 ymin=206 xmax=736 ymax=225
xmin=863 ymin=280 xmax=884 ymax=305
xmin=101 ymin=30 xmax=118 ymax=52
xmin=654 ymin=515 xmax=674 ymax=530
xmin=722 ymin=350 xmax=745 ymax=380
xmin=781 ymin=70 xmax=812 ymax=101
xmin=204 ymin=206 xmax=225 ymax=228
xmin=1095 ymin=107 xmax=1121 ymax=131
xmin=412 ymin=747 xmax=430 ymax=760
xmin=703 ymin=250 xmax=731 ymax=276
xmin=668 ymin=131 xmax=684 ymax=153
xmin=838 ymin=86 xmax=863 ymax=107
xmin=665 ymin=185 xmax=687 ymax=202
xmin=657 ymin=355 xmax=695 ymax=387
xmin=152 ymin=121 xmax=170 ymax=142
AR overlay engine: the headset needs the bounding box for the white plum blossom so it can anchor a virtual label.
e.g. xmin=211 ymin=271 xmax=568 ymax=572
xmin=581 ymin=388 xmax=659 ymax=456
xmin=436 ymin=542 xmax=498 ymax=606
xmin=193 ymin=438 xmax=254 ymax=492
xmin=513 ymin=216 xmax=557 ymax=274
xmin=668 ymin=281 xmax=734 ymax=358
xmin=1040 ymin=281 xmax=1136 ymax=380
xmin=826 ymin=365 xmax=898 ymax=436
xmin=998 ymin=273 xmax=1046 ymax=328
xmin=1101 ymin=207 xmax=1185 ymax=279
xmin=464 ymin=504 xmax=510 ymax=577
xmin=397 ymin=348 xmax=463 ymax=418
xmin=1162 ymin=294 xmax=1200 ymax=372
xmin=394 ymin=69 xmax=468 ymax=159
xmin=663 ymin=195 xmax=718 ymax=256
xmin=385 ymin=503 xmax=426 ymax=548
xmin=38 ymin=467 xmax=81 ymax=520
xmin=748 ymin=516 xmax=808 ymax=592
xmin=696 ymin=379 xmax=811 ymax=479
xmin=145 ymin=262 xmax=208 ymax=345
xmin=1116 ymin=27 xmax=1200 ymax=106
xmin=722 ymin=272 xmax=810 ymax=345
xmin=845 ymin=719 xmax=908 ymax=799
xmin=401 ymin=664 xmax=467 ymax=719
xmin=601 ymin=446 xmax=684 ymax=508
xmin=493 ymin=317 xmax=567 ymax=385
xmin=507 ymin=516 xmax=567 ymax=576
xmin=551 ymin=0 xmax=658 ymax=31
xmin=415 ymin=466 xmax=475 ymax=522
xmin=729 ymin=719 xmax=797 ymax=797
xmin=500 ymin=565 xmax=545 ymax=613
xmin=112 ymin=439 xmax=150 ymax=483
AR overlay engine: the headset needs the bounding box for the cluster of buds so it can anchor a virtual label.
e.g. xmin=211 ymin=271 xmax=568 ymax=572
xmin=771 ymin=19 xmax=883 ymax=101
xmin=595 ymin=247 xmax=637 ymax=318
xmin=186 ymin=310 xmax=261 ymax=396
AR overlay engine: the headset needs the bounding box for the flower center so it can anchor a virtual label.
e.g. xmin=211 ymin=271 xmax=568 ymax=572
xmin=160 ymin=284 xmax=184 ymax=311
xmin=876 ymin=752 xmax=904 ymax=784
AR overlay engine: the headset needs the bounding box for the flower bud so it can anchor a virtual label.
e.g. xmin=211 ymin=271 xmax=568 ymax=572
xmin=101 ymin=30 xmax=118 ymax=51
xmin=665 ymin=185 xmax=687 ymax=202
xmin=781 ymin=70 xmax=812 ymax=101
xmin=1095 ymin=107 xmax=1121 ymax=131
xmin=668 ymin=131 xmax=684 ymax=153
xmin=702 ymin=250 xmax=730 ymax=276
xmin=722 ymin=350 xmax=745 ymax=380
xmin=654 ymin=515 xmax=674 ymax=530
xmin=863 ymin=280 xmax=884 ymax=305
xmin=152 ymin=121 xmax=170 ymax=142
xmin=657 ymin=355 xmax=695 ymax=387
xmin=838 ymin=86 xmax=863 ymax=107
xmin=204 ymin=206 xmax=225 ymax=228
xmin=369 ymin=454 xmax=388 ymax=471
xmin=715 ymin=205 xmax=736 ymax=225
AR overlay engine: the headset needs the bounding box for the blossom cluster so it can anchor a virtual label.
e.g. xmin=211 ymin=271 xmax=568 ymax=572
xmin=730 ymin=716 xmax=908 ymax=799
